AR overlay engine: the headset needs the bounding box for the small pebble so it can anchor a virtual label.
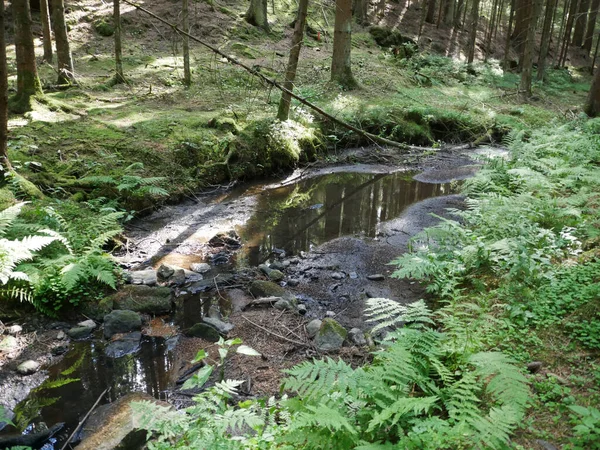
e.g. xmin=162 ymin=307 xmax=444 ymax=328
xmin=325 ymin=311 xmax=336 ymax=318
xmin=367 ymin=274 xmax=385 ymax=281
xmin=7 ymin=325 xmax=23 ymax=335
xmin=57 ymin=331 xmax=66 ymax=340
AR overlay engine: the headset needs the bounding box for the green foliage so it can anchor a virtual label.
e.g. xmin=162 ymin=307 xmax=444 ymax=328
xmin=568 ymin=404 xmax=600 ymax=449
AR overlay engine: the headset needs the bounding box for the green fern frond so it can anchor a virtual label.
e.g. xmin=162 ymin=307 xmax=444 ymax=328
xmin=367 ymin=396 xmax=438 ymax=433
xmin=0 ymin=202 xmax=26 ymax=237
xmin=60 ymin=262 xmax=88 ymax=291
xmin=294 ymin=404 xmax=357 ymax=434
xmin=77 ymin=175 xmax=118 ymax=186
xmin=283 ymin=357 xmax=355 ymax=400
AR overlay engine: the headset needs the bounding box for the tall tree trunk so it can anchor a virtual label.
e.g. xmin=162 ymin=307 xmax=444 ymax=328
xmin=495 ymin=0 xmax=506 ymax=39
xmin=277 ymin=0 xmax=309 ymax=120
xmin=485 ymin=0 xmax=500 ymax=60
xmin=444 ymin=0 xmax=455 ymax=25
xmin=0 ymin=0 xmax=10 ymax=171
xmin=437 ymin=0 xmax=446 ymax=26
xmin=467 ymin=0 xmax=481 ymax=63
xmin=182 ymin=0 xmax=191 ymax=86
xmin=503 ymin=0 xmax=516 ymax=69
xmin=331 ymin=0 xmax=357 ymax=88
xmin=12 ymin=0 xmax=43 ymax=113
xmin=455 ymin=0 xmax=465 ymax=26
xmin=512 ymin=0 xmax=533 ymax=65
xmin=245 ymin=0 xmax=269 ymax=31
xmin=519 ymin=0 xmax=543 ymax=99
xmin=52 ymin=0 xmax=75 ymax=85
xmin=353 ymin=0 xmax=369 ymax=24
xmin=584 ymin=0 xmax=600 ymax=52
xmin=114 ymin=0 xmax=125 ymax=83
xmin=554 ymin=0 xmax=570 ymax=65
xmin=462 ymin=0 xmax=470 ymax=27
xmin=572 ymin=0 xmax=590 ymax=45
xmin=40 ymin=0 xmax=53 ymax=63
xmin=584 ymin=64 xmax=600 ymax=115
xmin=537 ymin=0 xmax=558 ymax=80
xmin=426 ymin=0 xmax=437 ymax=23
xmin=592 ymin=26 xmax=600 ymax=69
xmin=559 ymin=0 xmax=579 ymax=65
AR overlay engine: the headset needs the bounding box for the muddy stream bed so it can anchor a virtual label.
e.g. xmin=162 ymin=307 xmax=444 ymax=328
xmin=0 ymin=146 xmax=506 ymax=449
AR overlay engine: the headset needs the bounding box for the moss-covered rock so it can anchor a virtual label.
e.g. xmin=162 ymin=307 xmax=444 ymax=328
xmin=185 ymin=323 xmax=221 ymax=341
xmin=207 ymin=117 xmax=242 ymax=134
xmin=314 ymin=318 xmax=347 ymax=352
xmin=94 ymin=19 xmax=115 ymax=37
xmin=108 ymin=285 xmax=172 ymax=314
xmin=369 ymin=26 xmax=417 ymax=53
xmin=249 ymin=280 xmax=286 ymax=298
xmin=0 ymin=188 xmax=16 ymax=210
xmin=230 ymin=42 xmax=263 ymax=59
xmin=10 ymin=173 xmax=44 ymax=199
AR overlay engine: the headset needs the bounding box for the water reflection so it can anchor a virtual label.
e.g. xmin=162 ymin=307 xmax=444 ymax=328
xmin=237 ymin=172 xmax=452 ymax=265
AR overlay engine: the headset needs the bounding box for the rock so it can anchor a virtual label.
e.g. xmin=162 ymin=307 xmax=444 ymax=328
xmin=270 ymin=261 xmax=285 ymax=271
xmin=103 ymin=310 xmax=142 ymax=339
xmin=67 ymin=326 xmax=93 ymax=340
xmin=289 ymin=258 xmax=300 ymax=265
xmin=170 ymin=268 xmax=186 ymax=285
xmin=207 ymin=305 xmax=221 ymax=320
xmin=259 ymin=264 xmax=284 ymax=282
xmin=535 ymin=440 xmax=559 ymax=450
xmin=306 ymin=319 xmax=322 ymax=338
xmin=6 ymin=325 xmax=22 ymax=335
xmin=208 ymin=230 xmax=241 ymax=249
xmin=274 ymin=298 xmax=296 ymax=311
xmin=16 ymin=360 xmax=40 ymax=375
xmin=325 ymin=311 xmax=336 ymax=318
xmin=287 ymin=278 xmax=300 ymax=287
xmin=78 ymin=319 xmax=97 ymax=329
xmin=105 ymin=332 xmax=142 ymax=358
xmin=51 ymin=344 xmax=69 ymax=356
xmin=108 ymin=285 xmax=172 ymax=315
xmin=185 ymin=323 xmax=221 ymax=342
xmin=331 ymin=272 xmax=344 ymax=280
xmin=228 ymin=289 xmax=253 ymax=312
xmin=183 ymin=269 xmax=203 ymax=282
xmin=190 ymin=262 xmax=211 ymax=274
xmin=527 ymin=361 xmax=543 ymax=374
xmin=203 ymin=317 xmax=234 ymax=335
xmin=0 ymin=336 xmax=18 ymax=352
xmin=365 ymin=289 xmax=378 ymax=298
xmin=297 ymin=304 xmax=307 ymax=315
xmin=56 ymin=331 xmax=66 ymax=340
xmin=315 ymin=319 xmax=347 ymax=352
xmin=367 ymin=274 xmax=385 ymax=281
xmin=250 ymin=280 xmax=286 ymax=298
xmin=156 ymin=264 xmax=175 ymax=281
xmin=349 ymin=272 xmax=358 ymax=279
xmin=127 ymin=269 xmax=157 ymax=286
xmin=348 ymin=328 xmax=367 ymax=346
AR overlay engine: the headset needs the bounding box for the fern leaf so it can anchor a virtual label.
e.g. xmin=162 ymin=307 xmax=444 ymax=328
xmin=60 ymin=263 xmax=87 ymax=291
xmin=0 ymin=202 xmax=26 ymax=237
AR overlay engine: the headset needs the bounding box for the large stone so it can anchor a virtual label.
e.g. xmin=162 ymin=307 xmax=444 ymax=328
xmin=348 ymin=328 xmax=367 ymax=346
xmin=108 ymin=285 xmax=172 ymax=315
xmin=314 ymin=319 xmax=347 ymax=352
xmin=259 ymin=264 xmax=284 ymax=282
xmin=16 ymin=360 xmax=40 ymax=375
xmin=190 ymin=263 xmax=211 ymax=274
xmin=105 ymin=332 xmax=142 ymax=358
xmin=250 ymin=280 xmax=287 ymax=298
xmin=67 ymin=326 xmax=93 ymax=340
xmin=156 ymin=264 xmax=175 ymax=281
xmin=127 ymin=270 xmax=157 ymax=286
xmin=306 ymin=319 xmax=322 ymax=338
xmin=185 ymin=323 xmax=221 ymax=342
xmin=78 ymin=319 xmax=97 ymax=329
xmin=0 ymin=335 xmax=18 ymax=352
xmin=104 ymin=310 xmax=142 ymax=339
xmin=184 ymin=270 xmax=203 ymax=282
xmin=274 ymin=298 xmax=296 ymax=311
xmin=6 ymin=325 xmax=22 ymax=335
xmin=202 ymin=317 xmax=234 ymax=335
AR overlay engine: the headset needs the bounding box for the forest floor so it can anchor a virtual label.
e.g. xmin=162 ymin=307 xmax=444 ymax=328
xmin=1 ymin=0 xmax=599 ymax=448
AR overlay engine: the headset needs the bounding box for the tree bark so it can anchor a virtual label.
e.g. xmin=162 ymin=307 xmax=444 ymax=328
xmin=519 ymin=0 xmax=543 ymax=99
xmin=444 ymin=0 xmax=455 ymax=25
xmin=537 ymin=0 xmax=558 ymax=80
xmin=485 ymin=0 xmax=500 ymax=60
xmin=437 ymin=0 xmax=446 ymax=26
xmin=114 ymin=0 xmax=125 ymax=83
xmin=503 ymin=0 xmax=516 ymax=69
xmin=40 ymin=0 xmax=53 ymax=63
xmin=467 ymin=0 xmax=481 ymax=64
xmin=353 ymin=0 xmax=369 ymax=24
xmin=331 ymin=0 xmax=357 ymax=88
xmin=12 ymin=0 xmax=43 ymax=113
xmin=426 ymin=0 xmax=437 ymax=23
xmin=584 ymin=64 xmax=600 ymax=115
xmin=512 ymin=0 xmax=533 ymax=65
xmin=0 ymin=0 xmax=11 ymax=171
xmin=182 ymin=0 xmax=191 ymax=86
xmin=455 ymin=0 xmax=465 ymax=26
xmin=559 ymin=0 xmax=579 ymax=66
xmin=584 ymin=0 xmax=600 ymax=52
xmin=245 ymin=0 xmax=269 ymax=31
xmin=572 ymin=0 xmax=590 ymax=46
xmin=554 ymin=0 xmax=570 ymax=65
xmin=277 ymin=0 xmax=309 ymax=120
xmin=52 ymin=0 xmax=75 ymax=85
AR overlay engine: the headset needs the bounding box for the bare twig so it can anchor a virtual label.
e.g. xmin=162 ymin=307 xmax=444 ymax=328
xmin=242 ymin=315 xmax=310 ymax=348
xmin=60 ymin=387 xmax=110 ymax=450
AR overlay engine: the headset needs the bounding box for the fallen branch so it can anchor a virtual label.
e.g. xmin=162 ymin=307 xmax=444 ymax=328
xmin=242 ymin=315 xmax=310 ymax=347
xmin=60 ymin=387 xmax=110 ymax=450
xmin=121 ymin=0 xmax=411 ymax=150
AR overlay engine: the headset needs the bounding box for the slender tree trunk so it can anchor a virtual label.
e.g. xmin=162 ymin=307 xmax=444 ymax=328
xmin=0 ymin=0 xmax=11 ymax=171
xmin=245 ymin=0 xmax=269 ymax=31
xmin=182 ymin=0 xmax=191 ymax=86
xmin=40 ymin=0 xmax=53 ymax=63
xmin=584 ymin=64 xmax=600 ymax=115
xmin=12 ymin=0 xmax=43 ymax=113
xmin=419 ymin=0 xmax=429 ymax=36
xmin=437 ymin=0 xmax=446 ymax=26
xmin=426 ymin=0 xmax=437 ymax=23
xmin=584 ymin=0 xmax=600 ymax=52
xmin=592 ymin=27 xmax=600 ymax=69
xmin=559 ymin=0 xmax=579 ymax=65
xmin=485 ymin=0 xmax=500 ymax=60
xmin=353 ymin=0 xmax=369 ymax=24
xmin=467 ymin=0 xmax=481 ymax=63
xmin=52 ymin=0 xmax=76 ymax=85
xmin=462 ymin=0 xmax=470 ymax=27
xmin=512 ymin=0 xmax=533 ymax=65
xmin=554 ymin=0 xmax=569 ymax=65
xmin=572 ymin=0 xmax=590 ymax=45
xmin=445 ymin=0 xmax=455 ymax=25
xmin=504 ymin=0 xmax=516 ymax=69
xmin=455 ymin=0 xmax=465 ymax=26
xmin=520 ymin=0 xmax=543 ymax=99
xmin=537 ymin=0 xmax=558 ymax=80
xmin=331 ymin=0 xmax=357 ymax=88
xmin=114 ymin=0 xmax=125 ymax=83
xmin=278 ymin=0 xmax=309 ymax=120
xmin=495 ymin=0 xmax=506 ymax=39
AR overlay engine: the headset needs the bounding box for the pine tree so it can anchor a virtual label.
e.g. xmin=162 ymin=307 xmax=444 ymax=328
xmin=40 ymin=0 xmax=53 ymax=63
xmin=584 ymin=65 xmax=600 ymax=115
xmin=245 ymin=0 xmax=269 ymax=31
xmin=331 ymin=0 xmax=357 ymax=89
xmin=53 ymin=0 xmax=76 ymax=85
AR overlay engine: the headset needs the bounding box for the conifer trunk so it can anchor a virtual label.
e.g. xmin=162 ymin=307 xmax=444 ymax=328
xmin=426 ymin=0 xmax=437 ymax=23
xmin=559 ymin=0 xmax=579 ymax=66
xmin=52 ymin=0 xmax=75 ymax=85
xmin=277 ymin=0 xmax=309 ymax=121
xmin=245 ymin=0 xmax=269 ymax=31
xmin=512 ymin=0 xmax=533 ymax=66
xmin=182 ymin=0 xmax=191 ymax=86
xmin=467 ymin=0 xmax=480 ymax=63
xmin=584 ymin=0 xmax=600 ymax=52
xmin=444 ymin=0 xmax=455 ymax=25
xmin=353 ymin=0 xmax=369 ymax=24
xmin=114 ymin=0 xmax=125 ymax=83
xmin=519 ymin=0 xmax=543 ymax=99
xmin=331 ymin=0 xmax=357 ymax=88
xmin=503 ymin=0 xmax=516 ymax=69
xmin=40 ymin=0 xmax=53 ymax=63
xmin=572 ymin=0 xmax=589 ymax=46
xmin=12 ymin=0 xmax=43 ymax=112
xmin=584 ymin=64 xmax=600 ymax=115
xmin=0 ymin=0 xmax=10 ymax=171
xmin=485 ymin=0 xmax=500 ymax=60
xmin=537 ymin=0 xmax=558 ymax=80
xmin=455 ymin=0 xmax=465 ymax=26
xmin=554 ymin=0 xmax=569 ymax=65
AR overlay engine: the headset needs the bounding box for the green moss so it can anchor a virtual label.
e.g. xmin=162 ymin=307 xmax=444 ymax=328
xmin=94 ymin=19 xmax=115 ymax=37
xmin=230 ymin=42 xmax=263 ymax=59
xmin=10 ymin=173 xmax=44 ymax=199
xmin=0 ymin=188 xmax=16 ymax=210
xmin=318 ymin=318 xmax=348 ymax=339
xmin=207 ymin=117 xmax=242 ymax=134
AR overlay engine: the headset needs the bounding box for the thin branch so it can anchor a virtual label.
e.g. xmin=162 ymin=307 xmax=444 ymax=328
xmin=60 ymin=387 xmax=110 ymax=450
xmin=242 ymin=315 xmax=310 ymax=347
